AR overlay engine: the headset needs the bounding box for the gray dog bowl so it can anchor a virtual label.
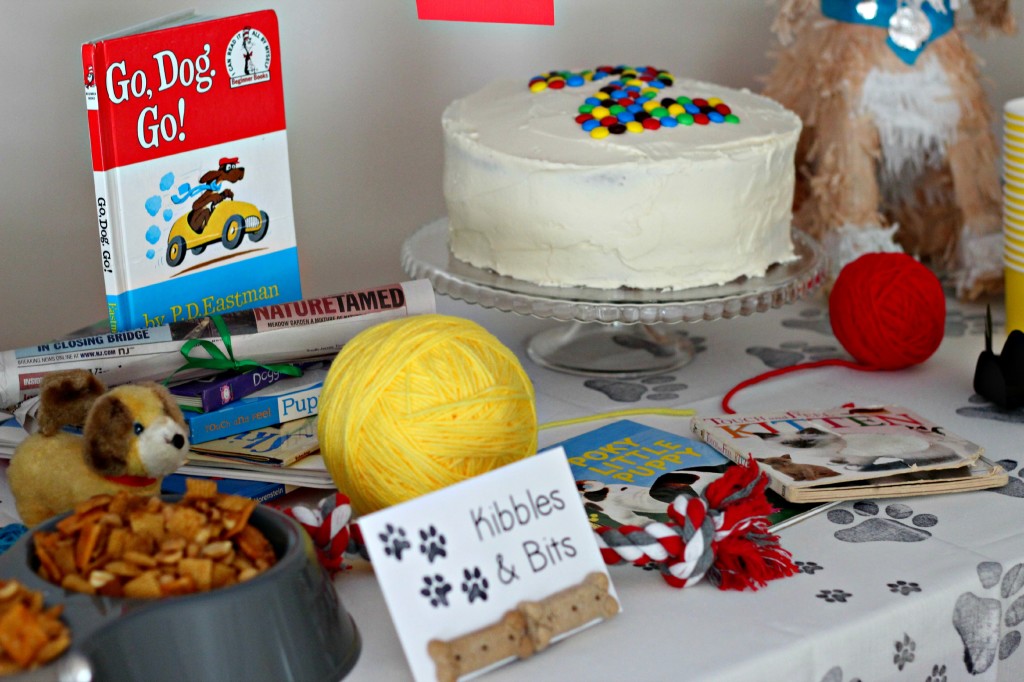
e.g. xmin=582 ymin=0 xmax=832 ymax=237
xmin=0 ymin=503 xmax=360 ymax=682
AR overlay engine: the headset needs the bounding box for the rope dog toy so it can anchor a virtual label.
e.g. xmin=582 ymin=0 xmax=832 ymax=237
xmin=594 ymin=458 xmax=797 ymax=589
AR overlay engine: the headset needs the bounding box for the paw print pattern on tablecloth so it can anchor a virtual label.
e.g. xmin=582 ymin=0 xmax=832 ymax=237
xmin=956 ymin=394 xmax=1024 ymax=424
xmin=795 ymin=560 xmax=824 ymax=575
xmin=781 ymin=307 xmax=834 ymax=336
xmin=888 ymin=580 xmax=922 ymax=596
xmin=893 ymin=633 xmax=916 ymax=671
xmin=461 ymin=566 xmax=490 ymax=604
xmin=819 ymin=666 xmax=862 ymax=682
xmin=827 ymin=501 xmax=937 ymax=543
xmin=611 ymin=330 xmax=706 ymax=357
xmin=817 ymin=588 xmax=852 ymax=603
xmin=746 ymin=341 xmax=847 ymax=369
xmin=953 ymin=561 xmax=1024 ymax=674
xmin=584 ymin=373 xmax=688 ymax=403
xmin=991 ymin=459 xmax=1024 ymax=498
xmin=925 ymin=664 xmax=948 ymax=682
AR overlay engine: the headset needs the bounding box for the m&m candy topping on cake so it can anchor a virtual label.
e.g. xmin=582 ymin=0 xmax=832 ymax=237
xmin=528 ymin=65 xmax=740 ymax=139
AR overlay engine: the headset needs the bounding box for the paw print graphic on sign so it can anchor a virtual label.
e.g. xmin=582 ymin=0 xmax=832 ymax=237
xmin=420 ymin=574 xmax=453 ymax=608
xmin=378 ymin=523 xmax=411 ymax=561
xmin=418 ymin=525 xmax=447 ymax=564
xmin=461 ymin=566 xmax=490 ymax=604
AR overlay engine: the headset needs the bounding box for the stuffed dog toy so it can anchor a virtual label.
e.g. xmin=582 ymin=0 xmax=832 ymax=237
xmin=763 ymin=0 xmax=1016 ymax=299
xmin=9 ymin=370 xmax=189 ymax=526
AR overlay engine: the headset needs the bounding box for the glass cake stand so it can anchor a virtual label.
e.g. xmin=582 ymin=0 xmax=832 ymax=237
xmin=401 ymin=218 xmax=826 ymax=376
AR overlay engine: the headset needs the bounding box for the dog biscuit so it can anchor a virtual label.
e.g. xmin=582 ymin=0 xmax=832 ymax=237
xmin=519 ymin=571 xmax=619 ymax=651
xmin=427 ymin=609 xmax=533 ymax=682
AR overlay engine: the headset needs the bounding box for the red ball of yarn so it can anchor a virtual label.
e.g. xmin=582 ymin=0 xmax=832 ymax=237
xmin=828 ymin=253 xmax=946 ymax=370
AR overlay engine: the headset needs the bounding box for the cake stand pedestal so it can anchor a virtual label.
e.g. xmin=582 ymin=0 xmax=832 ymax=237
xmin=402 ymin=219 xmax=826 ymax=377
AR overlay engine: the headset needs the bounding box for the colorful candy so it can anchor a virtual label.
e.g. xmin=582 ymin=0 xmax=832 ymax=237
xmin=528 ymin=65 xmax=742 ymax=139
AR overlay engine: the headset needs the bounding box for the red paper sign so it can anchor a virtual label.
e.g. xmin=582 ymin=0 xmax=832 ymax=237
xmin=416 ymin=0 xmax=554 ymax=25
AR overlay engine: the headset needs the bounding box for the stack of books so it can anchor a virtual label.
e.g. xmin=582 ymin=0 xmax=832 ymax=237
xmin=166 ymin=363 xmax=335 ymax=501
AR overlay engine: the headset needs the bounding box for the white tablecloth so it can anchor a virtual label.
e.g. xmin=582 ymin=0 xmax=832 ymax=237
xmin=337 ymin=290 xmax=1024 ymax=682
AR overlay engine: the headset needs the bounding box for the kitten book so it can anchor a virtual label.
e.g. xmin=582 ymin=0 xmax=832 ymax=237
xmin=690 ymin=405 xmax=1007 ymax=503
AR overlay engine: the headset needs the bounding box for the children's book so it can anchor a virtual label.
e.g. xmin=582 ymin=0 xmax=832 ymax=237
xmin=190 ymin=415 xmax=319 ymax=467
xmin=82 ymin=10 xmax=301 ymax=332
xmin=690 ymin=405 xmax=1008 ymax=503
xmin=183 ymin=363 xmax=326 ymax=444
xmin=161 ymin=473 xmax=296 ymax=503
xmin=179 ymin=453 xmax=334 ymax=489
xmin=169 ymin=366 xmax=288 ymax=413
xmin=550 ymin=419 xmax=833 ymax=532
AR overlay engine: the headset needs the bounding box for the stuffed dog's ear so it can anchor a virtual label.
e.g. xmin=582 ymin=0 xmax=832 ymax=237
xmin=37 ymin=370 xmax=106 ymax=436
xmin=966 ymin=0 xmax=1016 ymax=35
xmin=83 ymin=393 xmax=133 ymax=476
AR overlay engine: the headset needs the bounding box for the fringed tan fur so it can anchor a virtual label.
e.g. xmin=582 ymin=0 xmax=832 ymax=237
xmin=763 ymin=0 xmax=1015 ymax=299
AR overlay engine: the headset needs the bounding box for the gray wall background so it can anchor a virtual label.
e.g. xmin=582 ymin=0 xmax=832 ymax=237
xmin=1 ymin=0 xmax=1020 ymax=349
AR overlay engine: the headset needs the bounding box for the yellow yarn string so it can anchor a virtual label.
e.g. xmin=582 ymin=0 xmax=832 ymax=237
xmin=538 ymin=407 xmax=696 ymax=431
xmin=318 ymin=314 xmax=538 ymax=514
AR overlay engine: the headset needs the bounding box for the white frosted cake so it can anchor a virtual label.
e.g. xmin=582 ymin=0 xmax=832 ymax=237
xmin=442 ymin=65 xmax=802 ymax=290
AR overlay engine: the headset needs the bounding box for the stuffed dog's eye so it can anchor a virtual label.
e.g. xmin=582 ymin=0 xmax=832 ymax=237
xmin=134 ymin=422 xmax=144 ymax=436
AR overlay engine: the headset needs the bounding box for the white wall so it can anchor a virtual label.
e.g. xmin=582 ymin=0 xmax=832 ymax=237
xmin=0 ymin=0 xmax=1021 ymax=350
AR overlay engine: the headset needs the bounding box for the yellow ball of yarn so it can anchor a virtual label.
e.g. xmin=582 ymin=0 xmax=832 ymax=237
xmin=318 ymin=314 xmax=538 ymax=514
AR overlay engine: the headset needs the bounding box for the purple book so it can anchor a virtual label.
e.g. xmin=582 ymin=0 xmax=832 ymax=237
xmin=169 ymin=367 xmax=288 ymax=412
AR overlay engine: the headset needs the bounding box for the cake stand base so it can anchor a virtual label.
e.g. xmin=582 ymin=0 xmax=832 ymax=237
xmin=527 ymin=322 xmax=695 ymax=376
xmin=401 ymin=218 xmax=825 ymax=377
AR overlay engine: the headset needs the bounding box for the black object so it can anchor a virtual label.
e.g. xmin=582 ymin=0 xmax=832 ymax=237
xmin=973 ymin=306 xmax=1024 ymax=409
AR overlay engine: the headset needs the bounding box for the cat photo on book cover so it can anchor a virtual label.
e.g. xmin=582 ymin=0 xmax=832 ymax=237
xmin=754 ymin=424 xmax=964 ymax=473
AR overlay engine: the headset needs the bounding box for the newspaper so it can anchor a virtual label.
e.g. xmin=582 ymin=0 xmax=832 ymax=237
xmin=0 ymin=280 xmax=435 ymax=409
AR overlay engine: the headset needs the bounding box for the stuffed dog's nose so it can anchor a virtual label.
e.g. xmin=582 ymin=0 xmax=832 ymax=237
xmin=171 ymin=434 xmax=186 ymax=449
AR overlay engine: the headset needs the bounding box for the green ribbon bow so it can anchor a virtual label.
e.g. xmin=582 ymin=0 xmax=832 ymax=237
xmin=166 ymin=315 xmax=303 ymax=409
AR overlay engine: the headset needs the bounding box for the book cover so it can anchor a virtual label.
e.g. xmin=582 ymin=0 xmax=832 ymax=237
xmin=82 ymin=10 xmax=301 ymax=332
xmin=190 ymin=414 xmax=319 ymax=466
xmin=184 ymin=363 xmax=326 ymax=444
xmin=550 ymin=419 xmax=830 ymax=531
xmin=691 ymin=405 xmax=1007 ymax=503
xmin=169 ymin=366 xmax=288 ymax=412
xmin=180 ymin=453 xmax=334 ymax=489
xmin=161 ymin=473 xmax=295 ymax=503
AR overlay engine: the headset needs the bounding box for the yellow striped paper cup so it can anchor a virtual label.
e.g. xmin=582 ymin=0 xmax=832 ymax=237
xmin=1008 ymin=97 xmax=1024 ymax=122
xmin=1008 ymin=267 xmax=1024 ymax=334
xmin=1006 ymin=235 xmax=1024 ymax=259
xmin=1005 ymin=98 xmax=1024 ymax=334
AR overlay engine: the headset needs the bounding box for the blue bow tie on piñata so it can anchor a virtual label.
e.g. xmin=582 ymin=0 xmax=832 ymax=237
xmin=821 ymin=0 xmax=956 ymax=64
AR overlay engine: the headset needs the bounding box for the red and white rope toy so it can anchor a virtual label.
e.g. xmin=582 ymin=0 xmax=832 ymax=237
xmin=594 ymin=458 xmax=797 ymax=589
xmin=282 ymin=493 xmax=360 ymax=573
